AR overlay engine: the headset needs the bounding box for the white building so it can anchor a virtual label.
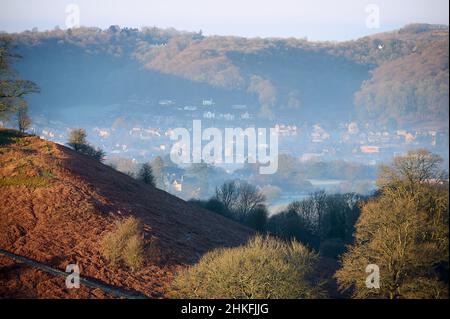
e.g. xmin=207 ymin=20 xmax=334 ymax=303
xmin=203 ymin=111 xmax=215 ymax=119
xmin=202 ymin=99 xmax=214 ymax=106
xmin=347 ymin=122 xmax=359 ymax=135
xmin=241 ymin=112 xmax=251 ymax=120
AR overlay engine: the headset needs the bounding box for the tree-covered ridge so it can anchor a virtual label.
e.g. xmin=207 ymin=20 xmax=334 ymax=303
xmin=1 ymin=23 xmax=448 ymax=126
xmin=354 ymin=39 xmax=448 ymax=126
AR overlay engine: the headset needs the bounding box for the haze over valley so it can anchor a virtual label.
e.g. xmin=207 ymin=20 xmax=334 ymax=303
xmin=0 ymin=0 xmax=448 ymax=301
xmin=1 ymin=23 xmax=447 ymax=210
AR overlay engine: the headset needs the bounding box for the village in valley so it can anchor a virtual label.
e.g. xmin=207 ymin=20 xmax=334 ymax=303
xmin=2 ymin=94 xmax=446 ymax=211
xmin=20 ymin=96 xmax=447 ymax=165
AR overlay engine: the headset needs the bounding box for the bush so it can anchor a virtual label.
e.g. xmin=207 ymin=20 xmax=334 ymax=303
xmin=67 ymin=128 xmax=87 ymax=151
xmin=123 ymin=234 xmax=145 ymax=271
xmin=0 ymin=175 xmax=51 ymax=187
xmin=138 ymin=162 xmax=155 ymax=186
xmin=168 ymin=235 xmax=325 ymax=299
xmin=101 ymin=217 xmax=144 ymax=271
xmin=77 ymin=143 xmax=106 ymax=162
xmin=67 ymin=128 xmax=105 ymax=162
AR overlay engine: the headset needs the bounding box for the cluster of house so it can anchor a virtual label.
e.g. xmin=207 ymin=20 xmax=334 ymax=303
xmin=20 ymin=101 xmax=447 ymax=170
xmin=274 ymin=124 xmax=298 ymax=136
xmin=158 ymin=98 xmax=254 ymax=122
xmin=292 ymin=121 xmax=447 ymax=163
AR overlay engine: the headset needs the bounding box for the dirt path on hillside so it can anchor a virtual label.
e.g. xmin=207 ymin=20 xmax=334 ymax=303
xmin=0 ymin=249 xmax=148 ymax=299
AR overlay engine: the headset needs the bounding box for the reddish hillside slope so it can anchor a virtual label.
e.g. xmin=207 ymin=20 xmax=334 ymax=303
xmin=0 ymin=129 xmax=253 ymax=298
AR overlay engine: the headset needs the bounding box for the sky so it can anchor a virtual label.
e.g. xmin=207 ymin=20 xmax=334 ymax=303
xmin=0 ymin=0 xmax=448 ymax=41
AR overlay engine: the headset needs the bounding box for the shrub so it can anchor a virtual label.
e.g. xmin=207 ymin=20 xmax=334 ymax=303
xmin=168 ymin=235 xmax=325 ymax=299
xmin=138 ymin=162 xmax=155 ymax=186
xmin=0 ymin=129 xmax=25 ymax=145
xmin=0 ymin=175 xmax=51 ymax=187
xmin=77 ymin=144 xmax=106 ymax=162
xmin=123 ymin=234 xmax=144 ymax=271
xmin=67 ymin=128 xmax=87 ymax=151
xmin=67 ymin=128 xmax=105 ymax=162
xmin=101 ymin=217 xmax=145 ymax=271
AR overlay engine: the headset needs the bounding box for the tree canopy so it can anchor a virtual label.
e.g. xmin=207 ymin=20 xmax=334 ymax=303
xmin=336 ymin=150 xmax=449 ymax=298
xmin=0 ymin=37 xmax=39 ymax=119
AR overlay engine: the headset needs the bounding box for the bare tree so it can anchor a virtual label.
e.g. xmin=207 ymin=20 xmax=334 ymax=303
xmin=235 ymin=182 xmax=266 ymax=219
xmin=17 ymin=104 xmax=31 ymax=133
xmin=377 ymin=149 xmax=447 ymax=193
xmin=215 ymin=180 xmax=266 ymax=221
xmin=215 ymin=180 xmax=239 ymax=211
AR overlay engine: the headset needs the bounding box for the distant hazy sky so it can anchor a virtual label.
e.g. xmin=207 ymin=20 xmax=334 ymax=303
xmin=0 ymin=0 xmax=448 ymax=40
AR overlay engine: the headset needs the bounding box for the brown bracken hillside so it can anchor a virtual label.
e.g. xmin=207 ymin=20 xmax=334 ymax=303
xmin=0 ymin=129 xmax=253 ymax=298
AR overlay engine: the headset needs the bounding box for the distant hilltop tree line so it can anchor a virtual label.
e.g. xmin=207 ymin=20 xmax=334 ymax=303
xmin=2 ymin=23 xmax=448 ymax=126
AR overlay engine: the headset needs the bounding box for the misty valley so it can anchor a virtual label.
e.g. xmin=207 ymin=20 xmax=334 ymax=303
xmin=0 ymin=17 xmax=448 ymax=302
